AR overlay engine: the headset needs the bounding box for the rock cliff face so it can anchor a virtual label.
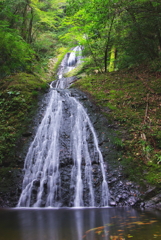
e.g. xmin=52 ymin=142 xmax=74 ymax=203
xmin=0 ymin=87 xmax=160 ymax=209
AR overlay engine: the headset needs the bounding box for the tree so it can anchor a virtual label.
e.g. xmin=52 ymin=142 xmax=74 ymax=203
xmin=0 ymin=0 xmax=66 ymax=75
xmin=64 ymin=0 xmax=161 ymax=71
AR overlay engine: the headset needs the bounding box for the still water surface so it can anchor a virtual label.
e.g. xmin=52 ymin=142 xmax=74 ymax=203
xmin=0 ymin=207 xmax=161 ymax=240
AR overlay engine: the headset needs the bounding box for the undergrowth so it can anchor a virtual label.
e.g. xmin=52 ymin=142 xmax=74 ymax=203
xmin=0 ymin=72 xmax=48 ymax=166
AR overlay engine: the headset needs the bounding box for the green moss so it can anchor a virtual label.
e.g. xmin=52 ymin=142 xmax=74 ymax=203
xmin=0 ymin=72 xmax=49 ymax=166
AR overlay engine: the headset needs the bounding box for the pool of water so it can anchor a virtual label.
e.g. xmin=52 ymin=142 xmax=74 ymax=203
xmin=0 ymin=207 xmax=161 ymax=240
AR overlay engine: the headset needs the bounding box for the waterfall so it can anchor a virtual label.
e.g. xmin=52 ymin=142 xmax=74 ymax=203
xmin=17 ymin=46 xmax=109 ymax=208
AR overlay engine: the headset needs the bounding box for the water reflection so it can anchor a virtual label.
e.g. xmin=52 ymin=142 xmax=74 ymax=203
xmin=0 ymin=207 xmax=161 ymax=240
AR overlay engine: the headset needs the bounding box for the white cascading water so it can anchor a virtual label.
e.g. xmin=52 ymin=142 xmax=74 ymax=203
xmin=17 ymin=46 xmax=109 ymax=208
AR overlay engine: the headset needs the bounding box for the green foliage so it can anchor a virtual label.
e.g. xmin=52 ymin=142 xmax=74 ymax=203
xmin=0 ymin=0 xmax=67 ymax=76
xmin=63 ymin=0 xmax=116 ymax=71
xmin=0 ymin=27 xmax=35 ymax=76
xmin=0 ymin=72 xmax=48 ymax=165
xmin=32 ymin=32 xmax=57 ymax=58
xmin=32 ymin=90 xmax=39 ymax=97
xmin=64 ymin=0 xmax=161 ymax=71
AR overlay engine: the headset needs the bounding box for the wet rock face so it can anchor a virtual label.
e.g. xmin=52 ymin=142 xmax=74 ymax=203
xmin=0 ymin=169 xmax=23 ymax=208
xmin=108 ymin=177 xmax=141 ymax=207
xmin=57 ymin=163 xmax=103 ymax=207
xmin=143 ymin=188 xmax=161 ymax=210
xmin=0 ymin=88 xmax=160 ymax=208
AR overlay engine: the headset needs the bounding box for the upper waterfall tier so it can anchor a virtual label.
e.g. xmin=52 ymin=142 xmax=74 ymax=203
xmin=54 ymin=46 xmax=82 ymax=89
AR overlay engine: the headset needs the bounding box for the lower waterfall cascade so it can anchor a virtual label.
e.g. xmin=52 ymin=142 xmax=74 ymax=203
xmin=17 ymin=46 xmax=109 ymax=208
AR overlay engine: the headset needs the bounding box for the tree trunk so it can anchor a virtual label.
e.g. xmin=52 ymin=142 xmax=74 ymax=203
xmin=104 ymin=15 xmax=115 ymax=73
xmin=28 ymin=8 xmax=34 ymax=44
xmin=109 ymin=46 xmax=116 ymax=72
xmin=21 ymin=3 xmax=29 ymax=41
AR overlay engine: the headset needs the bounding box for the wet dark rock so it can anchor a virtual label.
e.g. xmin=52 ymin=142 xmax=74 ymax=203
xmin=126 ymin=181 xmax=132 ymax=186
xmin=127 ymin=196 xmax=138 ymax=206
xmin=144 ymin=187 xmax=157 ymax=199
xmin=33 ymin=180 xmax=40 ymax=187
xmin=144 ymin=192 xmax=161 ymax=209
xmin=118 ymin=181 xmax=123 ymax=187
xmin=116 ymin=195 xmax=121 ymax=203
xmin=10 ymin=191 xmax=16 ymax=197
xmin=43 ymin=180 xmax=48 ymax=188
xmin=92 ymin=160 xmax=99 ymax=165
xmin=108 ymin=177 xmax=117 ymax=184
xmin=18 ymin=187 xmax=22 ymax=193
xmin=109 ymin=201 xmax=117 ymax=206
xmin=22 ymin=132 xmax=32 ymax=137
xmin=32 ymin=187 xmax=38 ymax=194
xmin=140 ymin=202 xmax=145 ymax=208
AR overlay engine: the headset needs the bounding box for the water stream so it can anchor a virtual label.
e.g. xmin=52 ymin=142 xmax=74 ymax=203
xmin=17 ymin=46 xmax=109 ymax=208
